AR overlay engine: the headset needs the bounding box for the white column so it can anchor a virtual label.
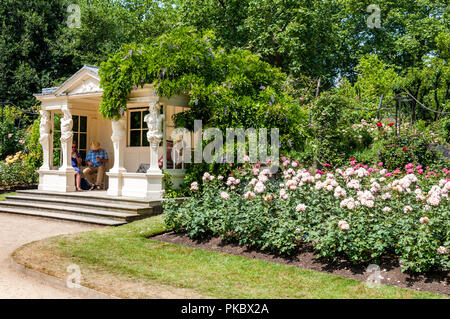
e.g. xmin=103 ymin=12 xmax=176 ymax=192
xmin=107 ymin=116 xmax=127 ymax=197
xmin=38 ymin=109 xmax=51 ymax=170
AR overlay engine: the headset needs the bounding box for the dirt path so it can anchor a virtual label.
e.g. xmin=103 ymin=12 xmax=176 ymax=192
xmin=0 ymin=213 xmax=99 ymax=299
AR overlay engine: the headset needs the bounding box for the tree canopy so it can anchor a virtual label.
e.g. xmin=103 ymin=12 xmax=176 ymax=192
xmin=99 ymin=27 xmax=307 ymax=150
xmin=0 ymin=0 xmax=448 ymax=110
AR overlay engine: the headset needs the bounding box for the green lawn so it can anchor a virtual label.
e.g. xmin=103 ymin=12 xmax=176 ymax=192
xmin=0 ymin=192 xmax=15 ymax=201
xmin=22 ymin=214 xmax=445 ymax=299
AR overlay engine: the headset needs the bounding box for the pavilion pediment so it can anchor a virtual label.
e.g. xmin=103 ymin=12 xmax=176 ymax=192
xmin=52 ymin=65 xmax=102 ymax=96
xmin=67 ymin=77 xmax=101 ymax=95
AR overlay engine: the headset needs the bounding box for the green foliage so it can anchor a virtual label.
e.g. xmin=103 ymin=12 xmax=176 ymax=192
xmin=311 ymin=94 xmax=350 ymax=167
xmin=0 ymin=119 xmax=23 ymax=159
xmin=99 ymin=27 xmax=308 ymax=155
xmin=378 ymin=130 xmax=447 ymax=171
xmin=0 ymin=108 xmax=41 ymax=187
xmin=240 ymin=0 xmax=343 ymax=83
xmin=2 ymin=0 xmax=448 ymax=114
xmin=179 ymin=0 xmax=449 ymax=92
xmin=25 ymin=116 xmax=43 ymax=170
xmin=336 ymin=54 xmax=401 ymax=110
xmin=162 ymin=170 xmax=180 ymax=198
xmin=435 ymin=118 xmax=450 ymax=143
xmin=164 ymin=160 xmax=450 ymax=273
xmin=397 ymin=217 xmax=449 ymax=273
xmin=0 ymin=105 xmax=30 ymax=159
xmin=58 ymin=0 xmax=179 ymax=67
xmin=0 ymin=0 xmax=74 ymax=108
xmin=0 ymin=152 xmax=38 ymax=187
xmin=400 ymin=56 xmax=449 ymax=121
xmin=0 ymin=0 xmax=180 ymax=110
xmin=339 ymin=0 xmax=449 ymax=79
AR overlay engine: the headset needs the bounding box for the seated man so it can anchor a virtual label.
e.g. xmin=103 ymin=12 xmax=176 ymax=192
xmin=83 ymin=141 xmax=109 ymax=190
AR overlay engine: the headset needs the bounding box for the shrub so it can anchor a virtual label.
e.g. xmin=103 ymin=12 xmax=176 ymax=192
xmin=311 ymin=94 xmax=350 ymax=167
xmin=0 ymin=152 xmax=38 ymax=187
xmin=25 ymin=116 xmax=43 ymax=170
xmin=164 ymin=157 xmax=450 ymax=273
xmin=378 ymin=131 xmax=446 ymax=171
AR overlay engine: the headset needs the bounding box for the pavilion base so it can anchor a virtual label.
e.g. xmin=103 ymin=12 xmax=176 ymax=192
xmin=106 ymin=171 xmax=164 ymax=200
xmin=38 ymin=169 xmax=76 ymax=193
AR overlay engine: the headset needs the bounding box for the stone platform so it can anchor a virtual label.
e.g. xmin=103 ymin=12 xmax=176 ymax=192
xmin=0 ymin=190 xmax=177 ymax=226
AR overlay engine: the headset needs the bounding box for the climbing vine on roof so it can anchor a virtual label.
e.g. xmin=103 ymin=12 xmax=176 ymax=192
xmin=99 ymin=27 xmax=307 ymax=151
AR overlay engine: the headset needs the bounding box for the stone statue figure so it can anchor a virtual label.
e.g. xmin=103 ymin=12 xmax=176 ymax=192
xmin=39 ymin=110 xmax=51 ymax=170
xmin=39 ymin=110 xmax=51 ymax=144
xmin=144 ymin=100 xmax=164 ymax=146
xmin=58 ymin=106 xmax=74 ymax=171
xmin=144 ymin=100 xmax=164 ymax=172
xmin=110 ymin=116 xmax=127 ymax=173
xmin=60 ymin=107 xmax=73 ymax=142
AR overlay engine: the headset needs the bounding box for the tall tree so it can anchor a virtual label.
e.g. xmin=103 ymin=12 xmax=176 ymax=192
xmin=179 ymin=0 xmax=343 ymax=88
xmin=58 ymin=0 xmax=179 ymax=67
xmin=0 ymin=0 xmax=72 ymax=108
xmin=338 ymin=0 xmax=449 ymax=79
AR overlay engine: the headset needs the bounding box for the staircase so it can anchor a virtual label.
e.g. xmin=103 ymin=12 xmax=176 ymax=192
xmin=0 ymin=190 xmax=165 ymax=226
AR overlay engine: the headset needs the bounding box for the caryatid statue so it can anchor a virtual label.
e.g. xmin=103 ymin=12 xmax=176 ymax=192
xmin=39 ymin=110 xmax=51 ymax=170
xmin=110 ymin=116 xmax=127 ymax=172
xmin=60 ymin=107 xmax=73 ymax=143
xmin=59 ymin=107 xmax=73 ymax=170
xmin=144 ymin=100 xmax=164 ymax=171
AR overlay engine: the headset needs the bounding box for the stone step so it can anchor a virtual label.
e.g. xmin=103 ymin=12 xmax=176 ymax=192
xmin=0 ymin=200 xmax=142 ymax=222
xmin=6 ymin=194 xmax=153 ymax=214
xmin=0 ymin=206 xmax=126 ymax=226
xmin=16 ymin=190 xmax=157 ymax=206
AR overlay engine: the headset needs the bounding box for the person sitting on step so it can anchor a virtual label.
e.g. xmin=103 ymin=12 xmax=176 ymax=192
xmin=83 ymin=141 xmax=108 ymax=190
xmin=71 ymin=142 xmax=83 ymax=191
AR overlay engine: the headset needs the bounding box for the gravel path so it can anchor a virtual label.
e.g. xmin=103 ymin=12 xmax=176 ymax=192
xmin=0 ymin=213 xmax=100 ymax=299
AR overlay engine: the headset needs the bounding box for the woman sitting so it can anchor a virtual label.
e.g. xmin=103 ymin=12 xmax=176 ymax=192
xmin=72 ymin=142 xmax=83 ymax=191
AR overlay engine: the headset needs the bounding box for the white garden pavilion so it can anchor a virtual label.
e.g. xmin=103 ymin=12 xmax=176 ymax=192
xmin=34 ymin=65 xmax=189 ymax=200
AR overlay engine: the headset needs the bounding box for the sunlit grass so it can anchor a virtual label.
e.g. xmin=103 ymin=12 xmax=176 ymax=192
xmin=0 ymin=192 xmax=15 ymax=201
xmin=46 ymin=215 xmax=446 ymax=299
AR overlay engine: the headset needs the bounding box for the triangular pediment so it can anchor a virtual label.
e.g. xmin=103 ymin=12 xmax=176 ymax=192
xmin=53 ymin=65 xmax=102 ymax=96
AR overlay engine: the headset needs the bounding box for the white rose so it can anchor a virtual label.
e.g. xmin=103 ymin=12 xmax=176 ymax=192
xmin=220 ymin=191 xmax=229 ymax=200
xmin=338 ymin=220 xmax=350 ymax=230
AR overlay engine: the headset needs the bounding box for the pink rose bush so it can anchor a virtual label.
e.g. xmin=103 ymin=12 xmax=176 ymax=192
xmin=164 ymin=156 xmax=449 ymax=273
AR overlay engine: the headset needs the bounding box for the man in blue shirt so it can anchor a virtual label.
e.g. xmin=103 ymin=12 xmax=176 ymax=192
xmin=83 ymin=141 xmax=109 ymax=190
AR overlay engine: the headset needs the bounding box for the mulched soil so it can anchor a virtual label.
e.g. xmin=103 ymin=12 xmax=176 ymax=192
xmin=0 ymin=184 xmax=37 ymax=195
xmin=152 ymin=232 xmax=450 ymax=296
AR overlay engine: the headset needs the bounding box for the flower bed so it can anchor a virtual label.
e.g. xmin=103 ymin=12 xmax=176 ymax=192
xmin=164 ymin=157 xmax=450 ymax=273
xmin=0 ymin=151 xmax=38 ymax=188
